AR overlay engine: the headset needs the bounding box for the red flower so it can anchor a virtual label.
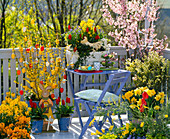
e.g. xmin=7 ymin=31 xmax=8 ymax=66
xmin=68 ymin=25 xmax=71 ymax=31
xmin=30 ymin=102 xmax=33 ymax=108
xmin=64 ymin=75 xmax=67 ymax=79
xmin=68 ymin=34 xmax=72 ymax=40
xmin=142 ymin=98 xmax=147 ymax=106
xmin=33 ymin=102 xmax=37 ymax=109
xmin=140 ymin=104 xmax=144 ymax=113
xmin=40 ymin=46 xmax=44 ymax=51
xmin=17 ymin=70 xmax=21 ymax=75
xmin=95 ymin=35 xmax=100 ymax=40
xmin=73 ymin=47 xmax=77 ymax=52
xmin=66 ymin=97 xmax=70 ymax=103
xmin=51 ymin=94 xmax=55 ymax=99
xmin=79 ymin=34 xmax=81 ymax=38
xmin=62 ymin=99 xmax=65 ymax=105
xmin=19 ymin=90 xmax=24 ymax=95
xmin=35 ymin=44 xmax=39 ymax=49
xmin=142 ymin=92 xmax=149 ymax=99
xmin=86 ymin=27 xmax=89 ymax=32
xmin=26 ymin=48 xmax=30 ymax=53
xmin=94 ymin=27 xmax=97 ymax=33
xmin=41 ymin=103 xmax=44 ymax=108
xmin=60 ymin=88 xmax=64 ymax=93
xmin=56 ymin=98 xmax=60 ymax=105
xmin=40 ymin=81 xmax=43 ymax=84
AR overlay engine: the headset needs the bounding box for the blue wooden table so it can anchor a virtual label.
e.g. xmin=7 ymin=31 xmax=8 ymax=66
xmin=66 ymin=69 xmax=131 ymax=138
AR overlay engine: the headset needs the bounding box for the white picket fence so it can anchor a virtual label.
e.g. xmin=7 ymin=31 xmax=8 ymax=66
xmin=0 ymin=46 xmax=169 ymax=117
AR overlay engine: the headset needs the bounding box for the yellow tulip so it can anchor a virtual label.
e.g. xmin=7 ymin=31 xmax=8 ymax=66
xmin=154 ymin=105 xmax=160 ymax=110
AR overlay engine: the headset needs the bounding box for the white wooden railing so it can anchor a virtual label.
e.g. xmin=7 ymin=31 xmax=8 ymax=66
xmin=0 ymin=47 xmax=170 ymax=116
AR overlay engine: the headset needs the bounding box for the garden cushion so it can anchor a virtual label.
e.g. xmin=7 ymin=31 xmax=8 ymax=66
xmin=75 ymin=89 xmax=119 ymax=102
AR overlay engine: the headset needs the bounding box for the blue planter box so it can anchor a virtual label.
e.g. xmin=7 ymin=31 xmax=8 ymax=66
xmin=31 ymin=120 xmax=43 ymax=134
xmin=58 ymin=117 xmax=70 ymax=132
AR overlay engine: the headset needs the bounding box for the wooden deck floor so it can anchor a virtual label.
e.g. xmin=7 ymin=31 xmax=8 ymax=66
xmin=31 ymin=114 xmax=129 ymax=139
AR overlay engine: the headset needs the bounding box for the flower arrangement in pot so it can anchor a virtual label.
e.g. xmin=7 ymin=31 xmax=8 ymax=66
xmin=29 ymin=99 xmax=49 ymax=134
xmin=64 ymin=19 xmax=109 ymax=68
xmin=101 ymin=52 xmax=117 ymax=68
xmin=53 ymin=97 xmax=74 ymax=132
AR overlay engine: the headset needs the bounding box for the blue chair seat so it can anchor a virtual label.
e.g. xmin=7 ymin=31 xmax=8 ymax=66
xmin=75 ymin=89 xmax=119 ymax=103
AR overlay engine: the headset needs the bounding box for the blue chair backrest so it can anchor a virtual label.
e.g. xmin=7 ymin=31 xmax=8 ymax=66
xmin=97 ymin=70 xmax=131 ymax=103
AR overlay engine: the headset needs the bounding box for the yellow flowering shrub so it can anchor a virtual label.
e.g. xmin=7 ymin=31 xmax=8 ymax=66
xmin=125 ymin=51 xmax=169 ymax=93
xmin=12 ymin=38 xmax=66 ymax=101
xmin=0 ymin=95 xmax=31 ymax=139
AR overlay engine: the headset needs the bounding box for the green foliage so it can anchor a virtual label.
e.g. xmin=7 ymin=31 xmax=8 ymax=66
xmin=125 ymin=51 xmax=169 ymax=92
xmin=29 ymin=103 xmax=48 ymax=120
xmin=53 ymin=98 xmax=74 ymax=119
xmin=54 ymin=104 xmax=74 ymax=119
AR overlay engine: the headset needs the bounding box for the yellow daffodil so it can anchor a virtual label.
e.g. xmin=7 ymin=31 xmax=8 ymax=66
xmin=155 ymin=95 xmax=161 ymax=101
xmin=134 ymin=89 xmax=141 ymax=96
xmin=165 ymin=115 xmax=168 ymax=118
xmin=130 ymin=104 xmax=136 ymax=109
xmin=159 ymin=92 xmax=165 ymax=99
xmin=160 ymin=99 xmax=164 ymax=104
xmin=140 ymin=122 xmax=144 ymax=127
xmin=154 ymin=105 xmax=160 ymax=110
xmin=131 ymin=97 xmax=137 ymax=103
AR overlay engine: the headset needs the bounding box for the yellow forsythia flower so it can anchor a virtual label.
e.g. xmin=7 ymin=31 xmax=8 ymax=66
xmin=11 ymin=92 xmax=15 ymax=98
xmin=165 ymin=115 xmax=168 ymax=118
xmin=140 ymin=122 xmax=144 ymax=127
xmin=154 ymin=105 xmax=160 ymax=110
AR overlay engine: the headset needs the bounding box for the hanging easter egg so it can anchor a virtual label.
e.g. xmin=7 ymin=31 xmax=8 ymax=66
xmin=17 ymin=70 xmax=21 ymax=75
xmin=22 ymin=68 xmax=26 ymax=73
xmin=63 ymin=74 xmax=67 ymax=79
xmin=11 ymin=53 xmax=15 ymax=59
xmin=35 ymin=58 xmax=38 ymax=64
xmin=19 ymin=58 xmax=23 ymax=63
xmin=40 ymin=46 xmax=44 ymax=51
xmin=62 ymin=79 xmax=67 ymax=84
xmin=19 ymin=90 xmax=24 ymax=95
xmin=51 ymin=94 xmax=55 ymax=99
xmin=46 ymin=61 xmax=50 ymax=67
xmin=26 ymin=48 xmax=30 ymax=53
xmin=60 ymin=88 xmax=64 ymax=93
xmin=51 ymin=70 xmax=55 ymax=75
xmin=50 ymin=58 xmax=54 ymax=63
xmin=40 ymin=81 xmax=43 ymax=84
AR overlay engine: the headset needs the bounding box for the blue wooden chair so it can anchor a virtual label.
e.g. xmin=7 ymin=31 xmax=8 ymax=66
xmin=73 ymin=70 xmax=131 ymax=138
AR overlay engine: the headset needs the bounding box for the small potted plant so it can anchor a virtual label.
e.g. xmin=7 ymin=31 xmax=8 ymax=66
xmin=101 ymin=52 xmax=117 ymax=68
xmin=53 ymin=97 xmax=74 ymax=132
xmin=29 ymin=100 xmax=49 ymax=134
